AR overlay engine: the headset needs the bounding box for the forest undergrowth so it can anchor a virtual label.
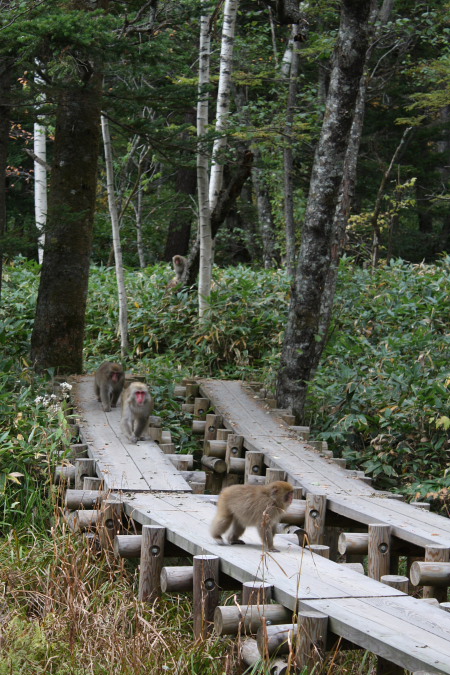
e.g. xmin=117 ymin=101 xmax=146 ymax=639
xmin=0 ymin=256 xmax=449 ymax=673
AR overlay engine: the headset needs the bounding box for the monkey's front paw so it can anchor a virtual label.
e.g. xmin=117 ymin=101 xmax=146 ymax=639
xmin=269 ymin=547 xmax=280 ymax=552
xmin=103 ymin=406 xmax=112 ymax=413
xmin=229 ymin=539 xmax=246 ymax=545
xmin=130 ymin=435 xmax=138 ymax=443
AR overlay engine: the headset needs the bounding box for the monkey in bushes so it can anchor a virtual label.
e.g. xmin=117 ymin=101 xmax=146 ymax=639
xmin=211 ymin=481 xmax=294 ymax=552
xmin=121 ymin=381 xmax=154 ymax=443
xmin=94 ymin=361 xmax=125 ymax=412
xmin=167 ymin=254 xmax=186 ymax=288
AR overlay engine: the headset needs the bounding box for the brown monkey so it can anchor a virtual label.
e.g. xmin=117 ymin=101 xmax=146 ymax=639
xmin=121 ymin=381 xmax=154 ymax=443
xmin=167 ymin=254 xmax=186 ymax=288
xmin=211 ymin=480 xmax=294 ymax=552
xmin=94 ymin=361 xmax=125 ymax=412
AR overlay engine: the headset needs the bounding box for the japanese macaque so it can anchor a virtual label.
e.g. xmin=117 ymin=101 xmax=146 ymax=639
xmin=211 ymin=480 xmax=294 ymax=552
xmin=167 ymin=254 xmax=186 ymax=288
xmin=121 ymin=381 xmax=154 ymax=443
xmin=94 ymin=361 xmax=125 ymax=412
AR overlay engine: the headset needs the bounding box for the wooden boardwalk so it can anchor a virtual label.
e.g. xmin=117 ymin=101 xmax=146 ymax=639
xmin=67 ymin=376 xmax=450 ymax=674
xmin=72 ymin=376 xmax=191 ymax=492
xmin=199 ymin=379 xmax=450 ymax=551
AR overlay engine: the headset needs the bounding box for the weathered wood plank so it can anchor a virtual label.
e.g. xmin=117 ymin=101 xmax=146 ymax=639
xmin=124 ymin=492 xmax=450 ymax=674
xmin=123 ymin=493 xmax=405 ymax=604
xmin=199 ymin=380 xmax=450 ymax=549
xmin=302 ymin=596 xmax=450 ymax=674
xmin=72 ymin=377 xmax=191 ymax=493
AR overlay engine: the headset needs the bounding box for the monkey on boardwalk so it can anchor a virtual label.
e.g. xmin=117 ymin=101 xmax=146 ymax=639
xmin=121 ymin=381 xmax=154 ymax=444
xmin=210 ymin=481 xmax=294 ymax=552
xmin=94 ymin=361 xmax=125 ymax=412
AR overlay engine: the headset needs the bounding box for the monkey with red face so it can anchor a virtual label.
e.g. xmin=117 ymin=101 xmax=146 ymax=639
xmin=121 ymin=381 xmax=154 ymax=443
xmin=211 ymin=480 xmax=294 ymax=552
xmin=94 ymin=361 xmax=125 ymax=412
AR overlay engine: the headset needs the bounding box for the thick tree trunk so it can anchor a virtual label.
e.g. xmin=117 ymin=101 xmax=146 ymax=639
xmin=163 ymin=109 xmax=197 ymax=261
xmin=0 ymin=58 xmax=12 ymax=304
xmin=276 ymin=0 xmax=372 ymax=421
xmin=31 ymin=49 xmax=104 ymax=373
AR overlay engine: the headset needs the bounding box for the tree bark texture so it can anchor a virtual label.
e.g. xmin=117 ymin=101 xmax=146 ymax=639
xmin=163 ymin=109 xmax=197 ymax=261
xmin=197 ymin=7 xmax=212 ymax=322
xmin=283 ymin=24 xmax=301 ymax=278
xmin=185 ymin=148 xmax=253 ymax=286
xmin=31 ymin=30 xmax=104 ymax=373
xmin=34 ymin=69 xmax=47 ymax=265
xmin=276 ymin=0 xmax=371 ymax=420
xmin=316 ymin=0 xmax=392 ymax=362
xmin=0 ymin=58 xmax=12 ymax=304
xmin=101 ymin=114 xmax=129 ymax=357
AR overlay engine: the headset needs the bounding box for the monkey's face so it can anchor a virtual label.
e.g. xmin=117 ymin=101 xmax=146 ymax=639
xmin=111 ymin=371 xmax=121 ymax=382
xmin=134 ymin=389 xmax=148 ymax=405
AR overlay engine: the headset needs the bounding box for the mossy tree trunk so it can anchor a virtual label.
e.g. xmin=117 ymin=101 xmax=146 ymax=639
xmin=31 ymin=3 xmax=106 ymax=373
xmin=276 ymin=0 xmax=372 ymax=421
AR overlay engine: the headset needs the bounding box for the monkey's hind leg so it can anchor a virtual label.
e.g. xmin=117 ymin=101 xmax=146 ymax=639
xmin=210 ymin=513 xmax=233 ymax=545
xmin=257 ymin=524 xmax=279 ymax=552
xmin=228 ymin=518 xmax=246 ymax=546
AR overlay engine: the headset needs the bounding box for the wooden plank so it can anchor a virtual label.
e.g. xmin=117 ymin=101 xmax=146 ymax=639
xmin=72 ymin=377 xmax=191 ymax=493
xmin=123 ymin=493 xmax=405 ymax=605
xmin=302 ymin=596 xmax=450 ymax=674
xmin=199 ymin=380 xmax=450 ymax=549
xmin=123 ymin=492 xmax=450 ymax=673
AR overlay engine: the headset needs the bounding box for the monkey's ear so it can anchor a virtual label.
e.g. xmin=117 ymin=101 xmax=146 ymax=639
xmin=269 ymin=483 xmax=280 ymax=498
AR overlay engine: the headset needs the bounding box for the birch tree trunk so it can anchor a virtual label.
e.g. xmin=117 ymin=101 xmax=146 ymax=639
xmin=101 ymin=113 xmax=129 ymax=357
xmin=276 ymin=0 xmax=372 ymax=421
xmin=283 ymin=25 xmax=300 ymax=278
xmin=34 ymin=70 xmax=47 ymax=264
xmin=0 ymin=57 xmax=12 ymax=303
xmin=198 ymin=0 xmax=239 ymax=323
xmin=208 ymin=0 xmax=239 ymax=213
xmin=197 ymin=7 xmax=212 ymax=322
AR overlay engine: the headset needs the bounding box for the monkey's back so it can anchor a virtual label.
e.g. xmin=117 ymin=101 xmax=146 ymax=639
xmin=217 ymin=483 xmax=279 ymax=526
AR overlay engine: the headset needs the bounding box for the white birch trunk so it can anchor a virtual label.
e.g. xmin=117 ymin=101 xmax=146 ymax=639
xmin=197 ymin=8 xmax=212 ymax=322
xmin=208 ymin=0 xmax=239 ymax=213
xmin=101 ymin=114 xmax=129 ymax=356
xmin=34 ymin=71 xmax=47 ymax=264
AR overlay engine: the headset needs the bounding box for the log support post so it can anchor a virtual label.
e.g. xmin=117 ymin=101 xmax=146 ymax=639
xmin=99 ymin=499 xmax=124 ymax=551
xmin=304 ymin=493 xmax=326 ymax=545
xmin=138 ymin=525 xmax=166 ymax=602
xmin=245 ymin=451 xmax=264 ymax=483
xmin=74 ymin=458 xmax=96 ymax=490
xmin=242 ymin=581 xmax=273 ymax=606
xmin=423 ymin=545 xmax=450 ymax=602
xmin=368 ymin=524 xmax=391 ymax=581
xmin=295 ymin=610 xmax=328 ymax=671
xmin=193 ymin=555 xmax=220 ymax=639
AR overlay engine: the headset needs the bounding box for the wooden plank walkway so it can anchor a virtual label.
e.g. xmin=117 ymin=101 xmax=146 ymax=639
xmin=68 ymin=376 xmax=450 ymax=673
xmin=125 ymin=492 xmax=450 ymax=674
xmin=199 ymin=379 xmax=450 ymax=550
xmin=72 ymin=376 xmax=191 ymax=493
